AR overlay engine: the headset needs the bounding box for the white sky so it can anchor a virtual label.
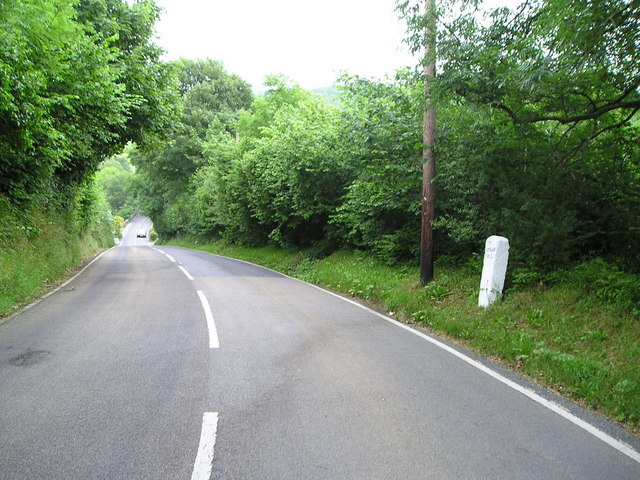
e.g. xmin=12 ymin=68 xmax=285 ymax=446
xmin=152 ymin=0 xmax=417 ymax=91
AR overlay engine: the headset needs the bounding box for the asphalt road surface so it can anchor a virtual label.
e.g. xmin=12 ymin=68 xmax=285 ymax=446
xmin=1 ymin=215 xmax=639 ymax=479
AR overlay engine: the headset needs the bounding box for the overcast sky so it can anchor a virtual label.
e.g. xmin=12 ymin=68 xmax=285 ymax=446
xmin=152 ymin=0 xmax=417 ymax=91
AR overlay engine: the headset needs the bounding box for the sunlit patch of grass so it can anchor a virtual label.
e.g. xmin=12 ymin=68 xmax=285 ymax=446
xmin=165 ymin=238 xmax=304 ymax=273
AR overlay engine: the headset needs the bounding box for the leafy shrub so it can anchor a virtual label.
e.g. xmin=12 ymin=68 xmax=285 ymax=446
xmin=113 ymin=216 xmax=125 ymax=238
xmin=331 ymin=72 xmax=423 ymax=263
xmin=507 ymin=268 xmax=544 ymax=292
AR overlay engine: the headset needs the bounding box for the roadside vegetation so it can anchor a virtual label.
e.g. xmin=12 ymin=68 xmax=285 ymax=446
xmin=130 ymin=1 xmax=639 ymax=277
xmin=0 ymin=192 xmax=113 ymax=317
xmin=128 ymin=0 xmax=639 ymax=436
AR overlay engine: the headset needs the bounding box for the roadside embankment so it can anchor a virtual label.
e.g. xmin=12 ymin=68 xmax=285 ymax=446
xmin=0 ymin=205 xmax=113 ymax=318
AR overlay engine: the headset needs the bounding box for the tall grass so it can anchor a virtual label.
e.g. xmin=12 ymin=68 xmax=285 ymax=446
xmin=0 ymin=207 xmax=113 ymax=317
xmin=166 ymin=238 xmax=640 ymax=434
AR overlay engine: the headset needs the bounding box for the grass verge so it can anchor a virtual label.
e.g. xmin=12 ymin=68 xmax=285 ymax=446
xmin=0 ymin=209 xmax=113 ymax=318
xmin=165 ymin=238 xmax=640 ymax=436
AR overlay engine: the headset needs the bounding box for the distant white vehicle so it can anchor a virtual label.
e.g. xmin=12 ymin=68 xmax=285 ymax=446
xmin=136 ymin=229 xmax=147 ymax=238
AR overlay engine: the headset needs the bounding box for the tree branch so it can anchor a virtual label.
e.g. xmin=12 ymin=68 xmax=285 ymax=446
xmin=491 ymin=102 xmax=520 ymax=123
xmin=530 ymin=98 xmax=640 ymax=125
xmin=562 ymin=107 xmax=640 ymax=169
xmin=570 ymin=90 xmax=598 ymax=112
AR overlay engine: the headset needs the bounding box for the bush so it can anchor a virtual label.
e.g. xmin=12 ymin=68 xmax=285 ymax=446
xmin=113 ymin=216 xmax=125 ymax=238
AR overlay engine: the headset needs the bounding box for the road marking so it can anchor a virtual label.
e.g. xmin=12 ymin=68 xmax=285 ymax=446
xmin=197 ymin=290 xmax=219 ymax=348
xmin=3 ymin=248 xmax=113 ymax=323
xmin=169 ymin=248 xmax=640 ymax=463
xmin=151 ymin=247 xmax=176 ymax=263
xmin=179 ymin=265 xmax=194 ymax=281
xmin=308 ymin=283 xmax=640 ymax=465
xmin=191 ymin=412 xmax=219 ymax=480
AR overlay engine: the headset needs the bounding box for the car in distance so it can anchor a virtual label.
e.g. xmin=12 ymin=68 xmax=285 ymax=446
xmin=136 ymin=229 xmax=147 ymax=238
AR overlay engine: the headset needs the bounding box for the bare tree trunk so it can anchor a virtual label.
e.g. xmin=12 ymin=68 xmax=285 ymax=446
xmin=420 ymin=0 xmax=437 ymax=285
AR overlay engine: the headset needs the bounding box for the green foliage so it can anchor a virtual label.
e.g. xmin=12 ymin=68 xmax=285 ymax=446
xmin=0 ymin=0 xmax=172 ymax=317
xmin=131 ymin=59 xmax=253 ymax=238
xmin=434 ymin=102 xmax=581 ymax=266
xmin=96 ymin=168 xmax=129 ymax=211
xmin=129 ymin=1 xmax=637 ymax=278
xmin=0 ymin=0 xmax=177 ymax=208
xmin=331 ymin=71 xmax=423 ymax=262
xmin=70 ymin=180 xmax=107 ymax=230
xmin=136 ymin=75 xmax=350 ymax=246
xmin=240 ymin=94 xmax=348 ymax=246
xmin=236 ymin=75 xmax=311 ymax=144
xmin=100 ymin=152 xmax=134 ymax=173
xmin=1 ymin=0 xmax=100 ymax=199
xmin=96 ymin=149 xmax=140 ymax=218
xmin=550 ymin=259 xmax=640 ymax=315
xmin=73 ymin=0 xmax=180 ymax=150
xmin=396 ymin=0 xmax=640 ymax=271
xmin=113 ymin=215 xmax=125 ymax=238
xmin=0 ymin=190 xmax=113 ymax=317
xmin=436 ymin=0 xmax=639 ymax=127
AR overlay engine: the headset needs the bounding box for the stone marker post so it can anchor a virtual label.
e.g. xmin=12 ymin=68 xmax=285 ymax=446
xmin=478 ymin=236 xmax=509 ymax=308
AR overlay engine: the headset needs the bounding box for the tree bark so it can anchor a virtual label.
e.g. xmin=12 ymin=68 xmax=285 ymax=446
xmin=420 ymin=0 xmax=437 ymax=286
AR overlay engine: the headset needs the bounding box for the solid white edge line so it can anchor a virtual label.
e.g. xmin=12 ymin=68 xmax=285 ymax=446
xmin=190 ymin=412 xmax=219 ymax=480
xmin=304 ymin=282 xmax=640 ymax=464
xmin=3 ymin=247 xmax=113 ymax=322
xmin=197 ymin=290 xmax=219 ymax=349
xmin=160 ymin=247 xmax=640 ymax=464
xmin=179 ymin=265 xmax=195 ymax=281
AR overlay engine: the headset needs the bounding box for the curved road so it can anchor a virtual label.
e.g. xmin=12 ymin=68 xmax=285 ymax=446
xmin=1 ymin=215 xmax=639 ymax=479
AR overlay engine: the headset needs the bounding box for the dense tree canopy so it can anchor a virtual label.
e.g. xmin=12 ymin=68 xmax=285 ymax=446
xmin=396 ymin=0 xmax=640 ymax=270
xmin=435 ymin=0 xmax=639 ymax=169
xmin=0 ymin=0 xmax=177 ymax=206
xmin=116 ymin=0 xmax=639 ymax=272
xmin=332 ymin=71 xmax=424 ymax=261
xmin=95 ymin=147 xmax=141 ymax=219
xmin=130 ymin=59 xmax=253 ymax=236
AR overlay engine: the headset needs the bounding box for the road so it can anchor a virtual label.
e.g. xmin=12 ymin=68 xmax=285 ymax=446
xmin=118 ymin=215 xmax=153 ymax=247
xmin=1 ymin=215 xmax=639 ymax=479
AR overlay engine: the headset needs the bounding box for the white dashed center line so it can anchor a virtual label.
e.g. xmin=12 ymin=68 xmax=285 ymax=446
xmin=179 ymin=265 xmax=194 ymax=281
xmin=197 ymin=290 xmax=219 ymax=349
xmin=191 ymin=412 xmax=219 ymax=480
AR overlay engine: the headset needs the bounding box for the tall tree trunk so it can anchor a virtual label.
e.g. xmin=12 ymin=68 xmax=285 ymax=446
xmin=420 ymin=0 xmax=437 ymax=285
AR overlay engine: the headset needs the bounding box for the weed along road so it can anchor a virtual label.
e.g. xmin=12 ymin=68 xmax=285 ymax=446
xmin=1 ymin=217 xmax=639 ymax=479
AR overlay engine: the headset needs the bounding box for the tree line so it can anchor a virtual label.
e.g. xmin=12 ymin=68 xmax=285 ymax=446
xmin=3 ymin=0 xmax=638 ymax=275
xmin=128 ymin=0 xmax=639 ymax=273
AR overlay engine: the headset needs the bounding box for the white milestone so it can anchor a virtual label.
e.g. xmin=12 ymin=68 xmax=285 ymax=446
xmin=478 ymin=236 xmax=510 ymax=308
